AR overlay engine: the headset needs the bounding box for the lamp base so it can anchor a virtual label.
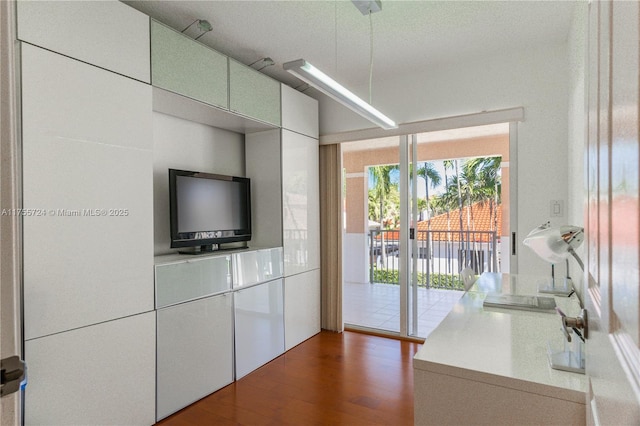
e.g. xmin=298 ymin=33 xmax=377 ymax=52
xmin=538 ymin=277 xmax=574 ymax=296
xmin=547 ymin=340 xmax=585 ymax=374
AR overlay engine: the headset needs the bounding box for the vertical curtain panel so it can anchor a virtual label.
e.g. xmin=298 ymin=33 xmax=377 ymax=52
xmin=319 ymin=144 xmax=343 ymax=332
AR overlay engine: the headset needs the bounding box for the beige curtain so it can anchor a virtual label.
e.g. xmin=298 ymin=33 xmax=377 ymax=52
xmin=319 ymin=144 xmax=343 ymax=332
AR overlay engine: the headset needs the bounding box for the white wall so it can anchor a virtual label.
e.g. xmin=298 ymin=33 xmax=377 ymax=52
xmin=321 ymin=42 xmax=571 ymax=275
xmin=152 ymin=112 xmax=245 ymax=255
xmin=567 ymin=2 xmax=588 ymax=298
xmin=343 ymin=233 xmax=368 ymax=283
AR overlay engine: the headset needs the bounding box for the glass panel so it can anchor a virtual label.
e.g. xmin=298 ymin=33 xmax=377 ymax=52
xmin=342 ymin=123 xmax=509 ymax=339
xmin=342 ymin=136 xmax=401 ymax=333
xmin=408 ymin=124 xmax=509 ymax=338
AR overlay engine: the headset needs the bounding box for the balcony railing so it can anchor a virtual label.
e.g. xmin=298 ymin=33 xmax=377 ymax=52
xmin=369 ymin=229 xmax=499 ymax=290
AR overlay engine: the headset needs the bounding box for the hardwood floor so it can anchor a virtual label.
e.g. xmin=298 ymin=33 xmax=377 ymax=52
xmin=157 ymin=331 xmax=422 ymax=425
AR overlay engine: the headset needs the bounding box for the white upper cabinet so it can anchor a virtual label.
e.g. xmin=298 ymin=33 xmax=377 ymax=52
xmin=281 ymin=84 xmax=319 ymax=138
xmin=17 ymin=0 xmax=150 ymax=83
xmin=151 ymin=20 xmax=229 ymax=109
xmin=229 ymin=59 xmax=281 ymax=126
xmin=282 ymin=130 xmax=320 ymax=276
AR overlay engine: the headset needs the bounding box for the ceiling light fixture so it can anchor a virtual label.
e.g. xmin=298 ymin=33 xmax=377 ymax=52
xmin=249 ymin=57 xmax=275 ymax=71
xmin=351 ymin=0 xmax=382 ymax=15
xmin=283 ymin=59 xmax=397 ymax=130
xmin=181 ymin=19 xmax=213 ymax=40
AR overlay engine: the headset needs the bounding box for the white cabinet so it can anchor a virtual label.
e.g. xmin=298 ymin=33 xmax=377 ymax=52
xmin=284 ymin=270 xmax=321 ymax=350
xmin=17 ymin=0 xmax=150 ymax=82
xmin=246 ymin=129 xmax=320 ymax=277
xmin=151 ymin=20 xmax=228 ymax=109
xmin=244 ymin=129 xmax=283 ymax=248
xmin=413 ymin=274 xmax=587 ymax=425
xmin=282 ymin=129 xmax=320 ymax=276
xmin=234 ymin=279 xmax=285 ymax=378
xmin=24 ymin=312 xmax=156 ymax=425
xmin=155 ymin=254 xmax=232 ymax=308
xmin=229 ymin=59 xmax=281 ymax=126
xmin=156 ymin=294 xmax=234 ymax=421
xmin=21 ymin=44 xmax=154 ymax=340
xmin=281 ymin=84 xmax=319 ymax=138
xmin=233 ymin=247 xmax=283 ymax=288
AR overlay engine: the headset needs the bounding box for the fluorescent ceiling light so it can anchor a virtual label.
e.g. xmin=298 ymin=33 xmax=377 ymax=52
xmin=283 ymin=59 xmax=397 ymax=130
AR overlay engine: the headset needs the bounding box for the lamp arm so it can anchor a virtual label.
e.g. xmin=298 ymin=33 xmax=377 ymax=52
xmin=568 ymin=247 xmax=584 ymax=271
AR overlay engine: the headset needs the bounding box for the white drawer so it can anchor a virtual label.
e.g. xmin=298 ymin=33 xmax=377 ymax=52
xmin=155 ymin=255 xmax=231 ymax=308
xmin=232 ymin=247 xmax=283 ymax=288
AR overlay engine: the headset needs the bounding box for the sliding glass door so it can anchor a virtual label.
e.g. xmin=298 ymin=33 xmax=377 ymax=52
xmin=342 ymin=123 xmax=510 ymax=339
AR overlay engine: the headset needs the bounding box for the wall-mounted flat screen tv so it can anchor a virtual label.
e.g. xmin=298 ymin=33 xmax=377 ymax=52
xmin=169 ymin=168 xmax=251 ymax=254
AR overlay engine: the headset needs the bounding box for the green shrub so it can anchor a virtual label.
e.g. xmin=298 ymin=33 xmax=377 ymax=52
xmin=371 ymin=267 xmax=465 ymax=291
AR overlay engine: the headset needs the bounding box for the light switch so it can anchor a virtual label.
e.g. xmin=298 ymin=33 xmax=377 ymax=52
xmin=550 ymin=200 xmax=564 ymax=217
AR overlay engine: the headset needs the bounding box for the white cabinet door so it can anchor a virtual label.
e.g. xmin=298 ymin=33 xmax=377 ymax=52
xmin=24 ymin=312 xmax=156 ymax=425
xmin=17 ymin=0 xmax=150 ymax=82
xmin=245 ymin=129 xmax=283 ymax=249
xmin=151 ymin=20 xmax=228 ymax=109
xmin=156 ymin=293 xmax=234 ymax=420
xmin=281 ymin=84 xmax=319 ymax=138
xmin=233 ymin=247 xmax=283 ymax=288
xmin=155 ymin=255 xmax=232 ymax=308
xmin=21 ymin=45 xmax=154 ymax=339
xmin=229 ymin=59 xmax=281 ymax=126
xmin=234 ymin=279 xmax=284 ymax=378
xmin=284 ymin=269 xmax=321 ymax=351
xmin=282 ymin=130 xmax=320 ymax=276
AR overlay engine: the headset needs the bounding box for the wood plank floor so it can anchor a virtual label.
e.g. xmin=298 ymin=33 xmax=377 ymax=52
xmin=157 ymin=331 xmax=422 ymax=425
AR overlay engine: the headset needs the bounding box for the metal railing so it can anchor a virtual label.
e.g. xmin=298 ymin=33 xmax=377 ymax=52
xmin=369 ymin=229 xmax=499 ymax=289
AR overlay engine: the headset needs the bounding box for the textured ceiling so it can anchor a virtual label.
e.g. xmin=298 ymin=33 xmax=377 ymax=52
xmin=125 ymin=0 xmax=577 ymax=94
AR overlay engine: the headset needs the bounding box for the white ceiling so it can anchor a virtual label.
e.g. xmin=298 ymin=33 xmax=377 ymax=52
xmin=126 ymin=0 xmax=577 ymax=115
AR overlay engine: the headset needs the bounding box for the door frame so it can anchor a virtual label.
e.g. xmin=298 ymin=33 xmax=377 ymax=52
xmin=1 ymin=0 xmax=24 ymax=422
xmin=340 ymin=110 xmax=522 ymax=339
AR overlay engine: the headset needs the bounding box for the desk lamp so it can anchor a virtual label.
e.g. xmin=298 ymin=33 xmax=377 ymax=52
xmin=523 ymin=222 xmax=584 ymax=295
xmin=524 ymin=222 xmax=587 ymax=374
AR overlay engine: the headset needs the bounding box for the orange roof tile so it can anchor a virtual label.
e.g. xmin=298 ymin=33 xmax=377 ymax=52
xmin=381 ymin=202 xmax=502 ymax=242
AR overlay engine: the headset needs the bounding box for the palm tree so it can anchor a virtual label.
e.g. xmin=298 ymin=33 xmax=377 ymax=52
xmin=459 ymin=157 xmax=502 ymax=231
xmin=417 ymin=162 xmax=441 ymax=224
xmin=441 ymin=157 xmax=502 ymax=270
xmin=369 ymin=165 xmax=398 ymax=265
xmin=442 ymin=159 xmax=454 ymax=274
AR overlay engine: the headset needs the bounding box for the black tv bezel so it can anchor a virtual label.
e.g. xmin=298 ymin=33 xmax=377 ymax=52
xmin=168 ymin=168 xmax=252 ymax=250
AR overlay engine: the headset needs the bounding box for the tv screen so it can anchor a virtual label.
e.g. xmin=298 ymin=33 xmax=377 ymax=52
xmin=169 ymin=169 xmax=251 ymax=253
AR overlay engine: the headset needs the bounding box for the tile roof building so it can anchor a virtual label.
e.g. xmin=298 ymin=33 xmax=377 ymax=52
xmin=383 ymin=201 xmax=502 ymax=243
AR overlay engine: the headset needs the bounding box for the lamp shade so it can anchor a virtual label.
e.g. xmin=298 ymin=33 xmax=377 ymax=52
xmin=523 ymin=224 xmax=584 ymax=264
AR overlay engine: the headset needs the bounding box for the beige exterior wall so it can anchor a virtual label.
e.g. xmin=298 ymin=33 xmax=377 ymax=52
xmin=343 ymin=134 xmax=510 ymax=235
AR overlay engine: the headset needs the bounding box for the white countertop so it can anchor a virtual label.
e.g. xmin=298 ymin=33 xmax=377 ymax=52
xmin=413 ymin=273 xmax=587 ymax=404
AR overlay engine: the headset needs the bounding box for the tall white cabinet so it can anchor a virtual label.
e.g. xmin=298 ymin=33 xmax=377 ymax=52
xmin=17 ymin=1 xmax=321 ymax=424
xmin=246 ymin=85 xmax=321 ymax=351
xmin=18 ymin=2 xmax=156 ymax=425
